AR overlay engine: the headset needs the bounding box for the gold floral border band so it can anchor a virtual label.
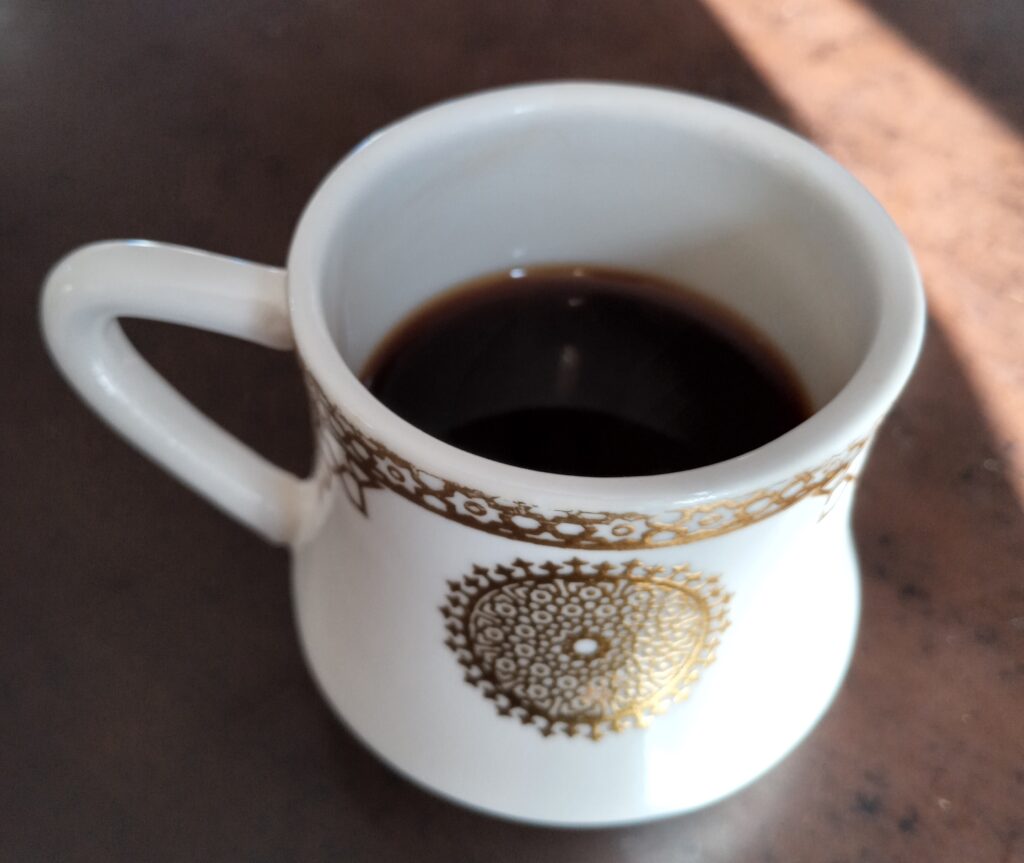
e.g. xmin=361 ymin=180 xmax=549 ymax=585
xmin=307 ymin=374 xmax=864 ymax=549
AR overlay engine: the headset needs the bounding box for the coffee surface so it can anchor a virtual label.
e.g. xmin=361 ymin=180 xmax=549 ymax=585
xmin=361 ymin=267 xmax=811 ymax=476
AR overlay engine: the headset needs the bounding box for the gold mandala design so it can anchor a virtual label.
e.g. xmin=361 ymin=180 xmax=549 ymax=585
xmin=441 ymin=558 xmax=730 ymax=740
xmin=306 ymin=373 xmax=865 ymax=549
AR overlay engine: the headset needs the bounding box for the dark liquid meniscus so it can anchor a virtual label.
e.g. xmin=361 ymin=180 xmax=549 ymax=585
xmin=361 ymin=268 xmax=811 ymax=477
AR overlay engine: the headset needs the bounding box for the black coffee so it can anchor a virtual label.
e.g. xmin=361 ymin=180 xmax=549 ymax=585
xmin=362 ymin=268 xmax=811 ymax=476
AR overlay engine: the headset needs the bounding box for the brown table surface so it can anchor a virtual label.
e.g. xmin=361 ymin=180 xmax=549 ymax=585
xmin=4 ymin=1 xmax=1023 ymax=860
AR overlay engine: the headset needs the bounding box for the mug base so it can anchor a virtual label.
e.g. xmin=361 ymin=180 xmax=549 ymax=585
xmin=290 ymin=506 xmax=860 ymax=828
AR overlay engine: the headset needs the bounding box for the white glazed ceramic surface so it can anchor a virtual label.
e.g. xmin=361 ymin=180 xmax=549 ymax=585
xmin=41 ymin=83 xmax=925 ymax=826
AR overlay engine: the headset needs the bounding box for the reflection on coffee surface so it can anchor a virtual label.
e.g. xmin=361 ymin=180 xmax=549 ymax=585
xmin=362 ymin=267 xmax=811 ymax=476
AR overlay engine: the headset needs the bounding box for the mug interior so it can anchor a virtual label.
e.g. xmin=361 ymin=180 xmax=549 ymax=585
xmin=288 ymin=84 xmax=922 ymax=503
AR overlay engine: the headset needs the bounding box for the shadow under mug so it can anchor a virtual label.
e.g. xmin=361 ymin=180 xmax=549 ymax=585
xmin=41 ymin=83 xmax=925 ymax=826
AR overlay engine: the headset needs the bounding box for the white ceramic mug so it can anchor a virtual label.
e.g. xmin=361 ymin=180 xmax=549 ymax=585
xmin=41 ymin=83 xmax=924 ymax=826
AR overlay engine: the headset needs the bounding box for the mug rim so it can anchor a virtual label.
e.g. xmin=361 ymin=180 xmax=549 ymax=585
xmin=287 ymin=81 xmax=925 ymax=510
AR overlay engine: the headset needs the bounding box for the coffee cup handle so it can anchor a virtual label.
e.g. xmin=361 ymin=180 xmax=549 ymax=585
xmin=41 ymin=241 xmax=311 ymax=545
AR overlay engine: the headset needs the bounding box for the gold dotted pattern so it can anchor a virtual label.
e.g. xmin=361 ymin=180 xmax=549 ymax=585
xmin=441 ymin=558 xmax=730 ymax=740
xmin=307 ymin=374 xmax=864 ymax=549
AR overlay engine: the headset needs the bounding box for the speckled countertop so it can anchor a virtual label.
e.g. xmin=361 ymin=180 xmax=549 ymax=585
xmin=2 ymin=1 xmax=1021 ymax=860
